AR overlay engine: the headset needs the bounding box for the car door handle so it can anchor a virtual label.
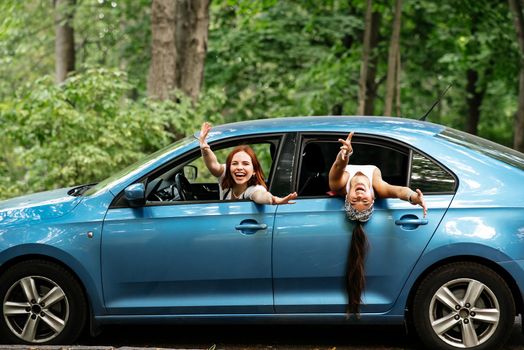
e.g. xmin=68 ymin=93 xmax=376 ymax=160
xmin=395 ymin=214 xmax=428 ymax=230
xmin=395 ymin=219 xmax=428 ymax=225
xmin=235 ymin=219 xmax=267 ymax=234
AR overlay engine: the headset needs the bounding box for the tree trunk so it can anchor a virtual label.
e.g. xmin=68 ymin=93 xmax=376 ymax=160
xmin=509 ymin=0 xmax=524 ymax=152
xmin=54 ymin=0 xmax=75 ymax=83
xmin=175 ymin=0 xmax=210 ymax=102
xmin=384 ymin=0 xmax=402 ymax=116
xmin=363 ymin=11 xmax=381 ymax=116
xmin=395 ymin=48 xmax=401 ymax=116
xmin=357 ymin=0 xmax=373 ymax=115
xmin=465 ymin=69 xmax=485 ymax=135
xmin=147 ymin=0 xmax=177 ymax=100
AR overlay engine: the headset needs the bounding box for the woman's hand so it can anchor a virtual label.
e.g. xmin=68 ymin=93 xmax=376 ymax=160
xmin=410 ymin=189 xmax=428 ymax=217
xmin=272 ymin=192 xmax=298 ymax=205
xmin=199 ymin=122 xmax=211 ymax=149
xmin=337 ymin=131 xmax=354 ymax=161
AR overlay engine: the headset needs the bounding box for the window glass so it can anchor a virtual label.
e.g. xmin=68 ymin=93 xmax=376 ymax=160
xmin=410 ymin=152 xmax=456 ymax=193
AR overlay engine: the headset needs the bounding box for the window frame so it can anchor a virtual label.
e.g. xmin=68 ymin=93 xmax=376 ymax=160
xmin=294 ymin=132 xmax=457 ymax=198
xmin=110 ymin=133 xmax=286 ymax=208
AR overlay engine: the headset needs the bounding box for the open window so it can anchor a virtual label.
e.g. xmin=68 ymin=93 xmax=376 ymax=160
xmin=296 ymin=134 xmax=456 ymax=198
xmin=137 ymin=137 xmax=281 ymax=205
xmin=296 ymin=135 xmax=410 ymax=197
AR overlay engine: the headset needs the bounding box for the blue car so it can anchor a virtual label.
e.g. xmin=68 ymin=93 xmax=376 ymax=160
xmin=0 ymin=116 xmax=523 ymax=350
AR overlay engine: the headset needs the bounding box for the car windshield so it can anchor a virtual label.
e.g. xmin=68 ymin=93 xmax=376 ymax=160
xmin=437 ymin=128 xmax=524 ymax=171
xmin=83 ymin=135 xmax=196 ymax=196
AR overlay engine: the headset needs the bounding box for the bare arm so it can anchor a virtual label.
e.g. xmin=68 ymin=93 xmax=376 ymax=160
xmin=199 ymin=122 xmax=224 ymax=177
xmin=372 ymin=168 xmax=428 ymax=217
xmin=328 ymin=132 xmax=353 ymax=194
xmin=251 ymin=190 xmax=298 ymax=205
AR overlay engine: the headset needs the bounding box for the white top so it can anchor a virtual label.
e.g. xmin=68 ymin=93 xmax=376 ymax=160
xmin=217 ymin=166 xmax=267 ymax=200
xmin=344 ymin=165 xmax=377 ymax=195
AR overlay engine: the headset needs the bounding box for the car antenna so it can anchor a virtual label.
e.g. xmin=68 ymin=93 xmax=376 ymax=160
xmin=420 ymin=83 xmax=453 ymax=121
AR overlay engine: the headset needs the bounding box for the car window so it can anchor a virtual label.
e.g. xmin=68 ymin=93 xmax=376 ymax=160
xmin=189 ymin=143 xmax=273 ymax=183
xmin=409 ymin=152 xmax=456 ymax=193
xmin=297 ymin=137 xmax=409 ymax=197
xmin=142 ymin=140 xmax=277 ymax=204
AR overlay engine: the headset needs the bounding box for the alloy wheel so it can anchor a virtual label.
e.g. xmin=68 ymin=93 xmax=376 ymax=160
xmin=3 ymin=275 xmax=69 ymax=343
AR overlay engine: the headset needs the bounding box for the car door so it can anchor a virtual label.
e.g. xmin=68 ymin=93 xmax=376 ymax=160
xmin=272 ymin=135 xmax=456 ymax=313
xmin=101 ymin=138 xmax=281 ymax=315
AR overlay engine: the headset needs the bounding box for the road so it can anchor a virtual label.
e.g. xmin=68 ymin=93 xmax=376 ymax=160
xmin=74 ymin=317 xmax=524 ymax=349
xmin=0 ymin=318 xmax=521 ymax=349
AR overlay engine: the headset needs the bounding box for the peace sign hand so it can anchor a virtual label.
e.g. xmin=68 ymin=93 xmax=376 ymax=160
xmin=337 ymin=131 xmax=354 ymax=161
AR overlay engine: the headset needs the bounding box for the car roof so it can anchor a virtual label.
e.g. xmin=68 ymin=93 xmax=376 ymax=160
xmin=195 ymin=116 xmax=445 ymax=143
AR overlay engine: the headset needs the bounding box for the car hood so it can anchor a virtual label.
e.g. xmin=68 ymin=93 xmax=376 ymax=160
xmin=0 ymin=187 xmax=83 ymax=225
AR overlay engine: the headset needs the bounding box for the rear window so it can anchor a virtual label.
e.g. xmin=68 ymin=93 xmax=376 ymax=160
xmin=438 ymin=128 xmax=524 ymax=171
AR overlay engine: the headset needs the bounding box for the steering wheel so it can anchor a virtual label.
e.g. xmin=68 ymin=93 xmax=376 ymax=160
xmin=174 ymin=173 xmax=195 ymax=201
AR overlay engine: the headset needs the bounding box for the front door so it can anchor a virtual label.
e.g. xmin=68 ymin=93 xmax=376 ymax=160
xmin=101 ymin=201 xmax=275 ymax=315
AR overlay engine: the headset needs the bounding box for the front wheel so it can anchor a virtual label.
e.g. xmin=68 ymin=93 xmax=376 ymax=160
xmin=412 ymin=262 xmax=515 ymax=350
xmin=0 ymin=260 xmax=87 ymax=345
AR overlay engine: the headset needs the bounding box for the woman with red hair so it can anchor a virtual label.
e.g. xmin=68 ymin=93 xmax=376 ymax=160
xmin=199 ymin=122 xmax=297 ymax=204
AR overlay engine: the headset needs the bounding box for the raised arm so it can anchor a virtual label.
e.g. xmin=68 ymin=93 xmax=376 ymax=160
xmin=199 ymin=122 xmax=224 ymax=177
xmin=372 ymin=167 xmax=428 ymax=217
xmin=328 ymin=132 xmax=353 ymax=194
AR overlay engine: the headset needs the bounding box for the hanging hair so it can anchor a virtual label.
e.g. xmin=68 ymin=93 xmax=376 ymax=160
xmin=221 ymin=145 xmax=267 ymax=190
xmin=346 ymin=221 xmax=369 ymax=314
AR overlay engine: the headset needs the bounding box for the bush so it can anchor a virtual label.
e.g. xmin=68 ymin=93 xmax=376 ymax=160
xmin=0 ymin=67 xmax=225 ymax=199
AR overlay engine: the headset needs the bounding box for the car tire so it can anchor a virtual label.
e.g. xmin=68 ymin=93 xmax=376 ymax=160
xmin=412 ymin=262 xmax=515 ymax=350
xmin=0 ymin=259 xmax=87 ymax=345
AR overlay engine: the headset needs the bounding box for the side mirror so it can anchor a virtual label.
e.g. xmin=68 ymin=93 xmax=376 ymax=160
xmin=183 ymin=165 xmax=198 ymax=181
xmin=124 ymin=183 xmax=146 ymax=208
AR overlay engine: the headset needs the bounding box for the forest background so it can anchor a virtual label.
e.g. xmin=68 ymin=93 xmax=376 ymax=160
xmin=0 ymin=0 xmax=523 ymax=199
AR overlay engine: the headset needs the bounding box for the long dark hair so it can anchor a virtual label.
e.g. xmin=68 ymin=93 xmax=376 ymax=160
xmin=221 ymin=145 xmax=267 ymax=190
xmin=346 ymin=221 xmax=369 ymax=314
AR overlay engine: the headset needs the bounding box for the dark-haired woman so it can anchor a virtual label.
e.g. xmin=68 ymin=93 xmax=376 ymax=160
xmin=329 ymin=131 xmax=427 ymax=313
xmin=199 ymin=122 xmax=297 ymax=204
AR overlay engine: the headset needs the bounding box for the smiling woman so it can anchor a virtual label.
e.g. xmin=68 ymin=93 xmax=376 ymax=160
xmin=198 ymin=122 xmax=297 ymax=205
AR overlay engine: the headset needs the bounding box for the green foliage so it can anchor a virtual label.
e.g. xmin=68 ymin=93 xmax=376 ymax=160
xmin=0 ymin=0 xmax=521 ymax=199
xmin=0 ymin=68 xmax=225 ymax=199
xmin=207 ymin=0 xmax=362 ymax=121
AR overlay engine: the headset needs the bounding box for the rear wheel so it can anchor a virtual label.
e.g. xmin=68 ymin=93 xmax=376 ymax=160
xmin=412 ymin=262 xmax=515 ymax=350
xmin=0 ymin=260 xmax=86 ymax=345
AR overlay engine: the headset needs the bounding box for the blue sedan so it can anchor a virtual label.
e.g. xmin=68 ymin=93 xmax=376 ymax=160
xmin=0 ymin=116 xmax=523 ymax=350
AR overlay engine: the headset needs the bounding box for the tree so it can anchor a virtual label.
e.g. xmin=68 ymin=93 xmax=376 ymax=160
xmin=175 ymin=0 xmax=210 ymax=102
xmin=384 ymin=0 xmax=402 ymax=116
xmin=148 ymin=0 xmax=210 ymax=102
xmin=54 ymin=0 xmax=76 ymax=83
xmin=357 ymin=0 xmax=373 ymax=115
xmin=147 ymin=0 xmax=177 ymax=100
xmin=509 ymin=0 xmax=524 ymax=152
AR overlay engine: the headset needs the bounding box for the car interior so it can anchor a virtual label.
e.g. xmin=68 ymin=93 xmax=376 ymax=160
xmin=297 ymin=138 xmax=410 ymax=197
xmin=143 ymin=140 xmax=278 ymax=204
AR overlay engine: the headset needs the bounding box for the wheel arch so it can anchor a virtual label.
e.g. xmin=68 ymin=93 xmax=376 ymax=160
xmin=0 ymin=246 xmax=104 ymax=334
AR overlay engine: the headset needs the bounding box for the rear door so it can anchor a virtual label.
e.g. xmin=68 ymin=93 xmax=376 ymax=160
xmin=272 ymin=134 xmax=456 ymax=313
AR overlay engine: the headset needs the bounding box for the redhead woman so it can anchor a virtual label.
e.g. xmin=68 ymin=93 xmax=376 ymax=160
xmin=199 ymin=122 xmax=297 ymax=205
xmin=329 ymin=131 xmax=427 ymax=314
